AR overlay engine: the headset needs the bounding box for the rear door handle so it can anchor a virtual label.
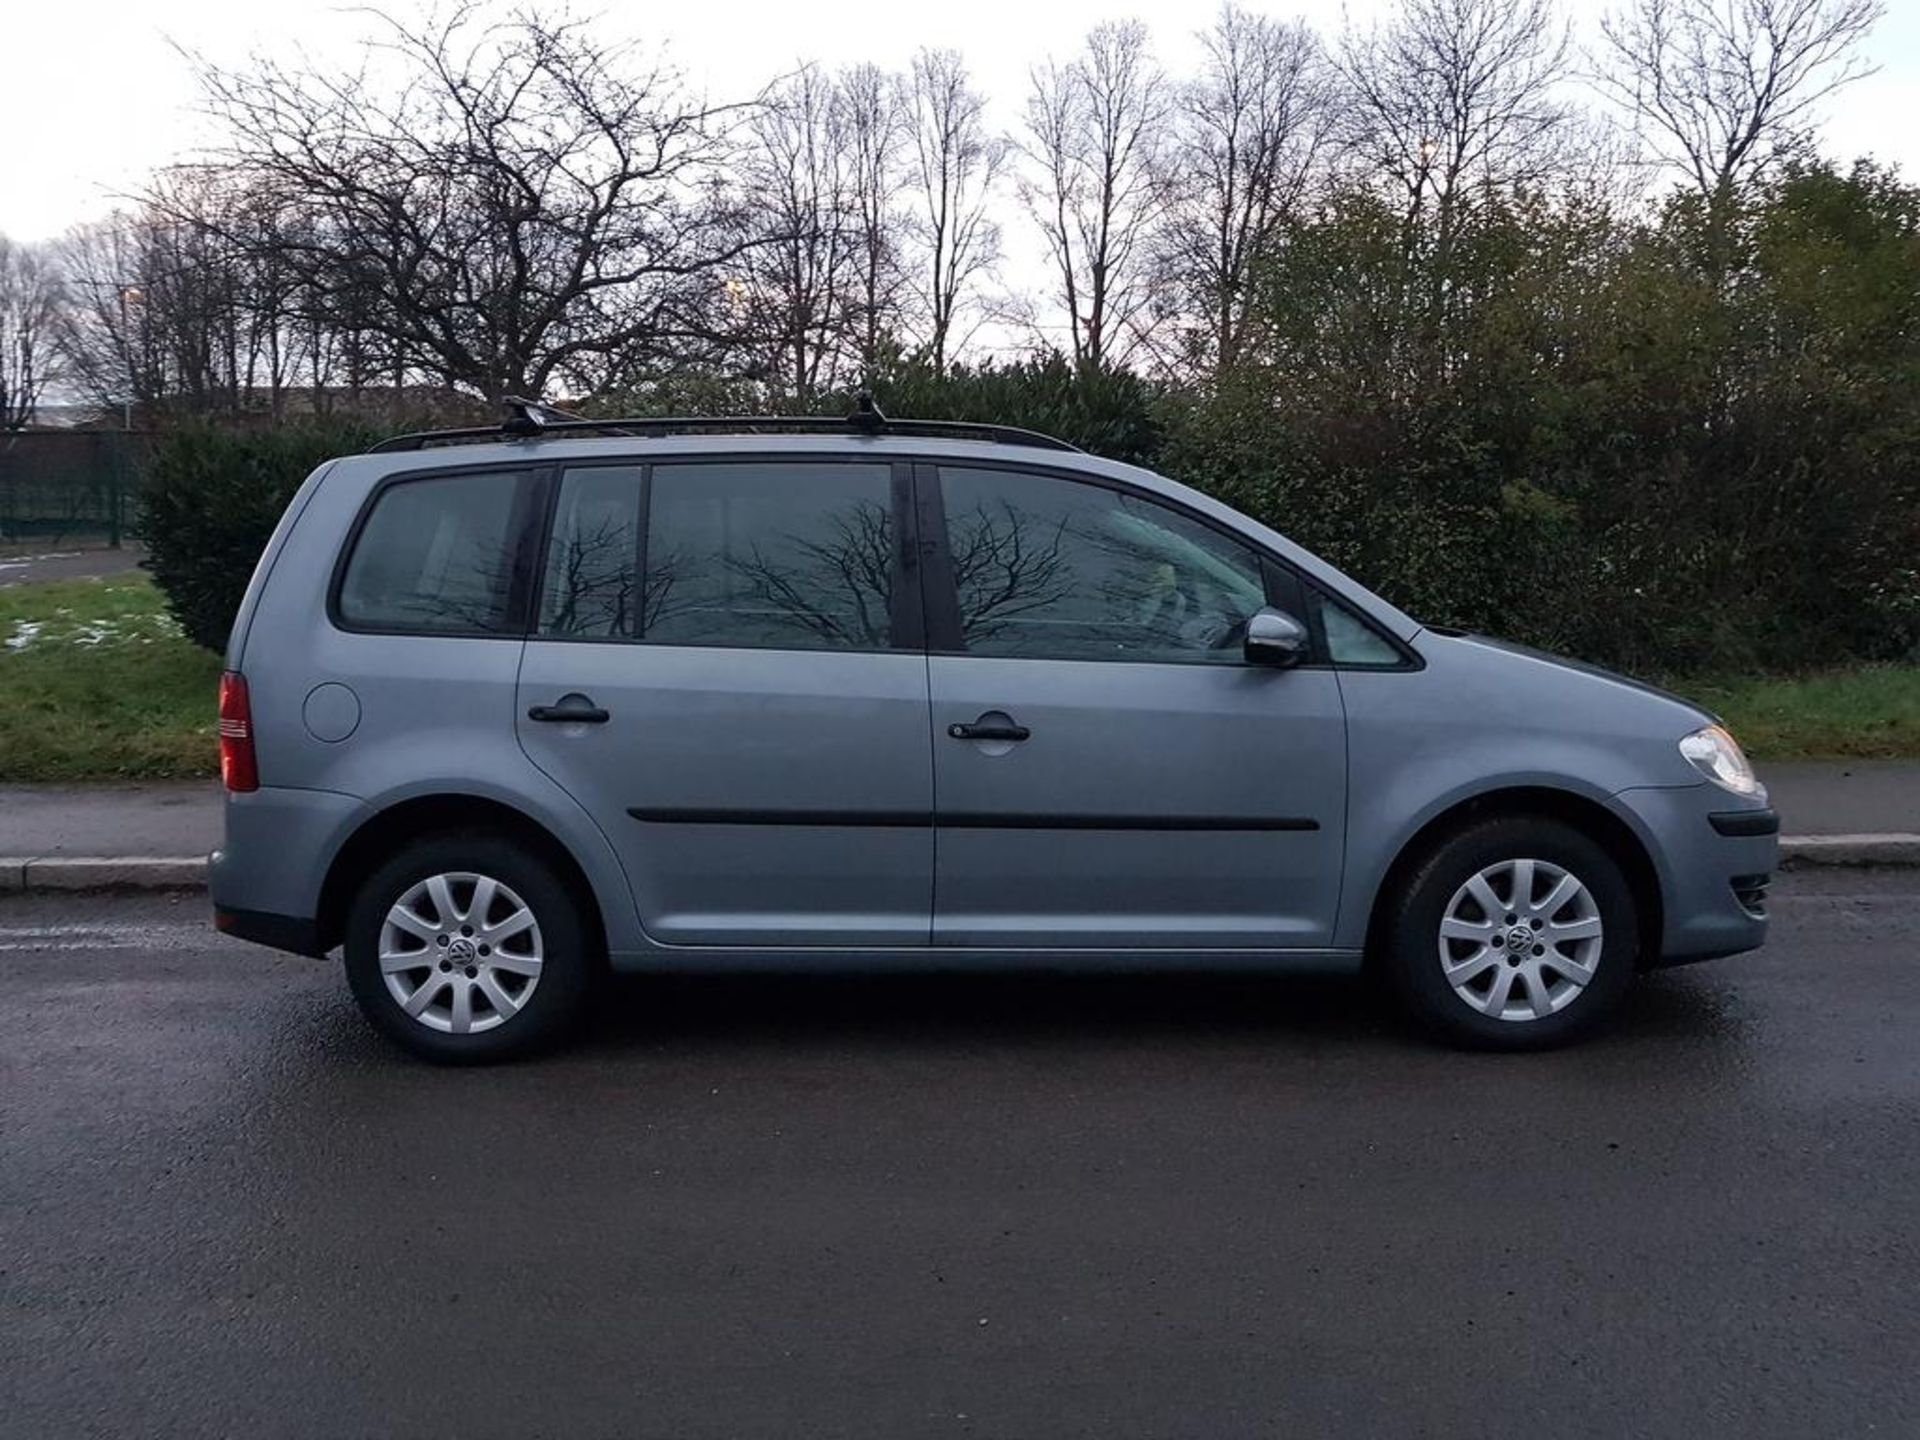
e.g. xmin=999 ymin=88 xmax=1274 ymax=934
xmin=527 ymin=693 xmax=610 ymax=724
xmin=947 ymin=719 xmax=1031 ymax=742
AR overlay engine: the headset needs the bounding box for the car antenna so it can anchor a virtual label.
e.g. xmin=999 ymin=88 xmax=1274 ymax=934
xmin=846 ymin=392 xmax=887 ymax=434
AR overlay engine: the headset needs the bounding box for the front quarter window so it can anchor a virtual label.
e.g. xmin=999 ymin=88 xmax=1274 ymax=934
xmin=1316 ymin=591 xmax=1408 ymax=668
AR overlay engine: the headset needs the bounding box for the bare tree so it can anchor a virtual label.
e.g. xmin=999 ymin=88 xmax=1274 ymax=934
xmin=1022 ymin=22 xmax=1168 ymax=369
xmin=1339 ymin=0 xmax=1572 ymax=242
xmin=1596 ymin=0 xmax=1884 ymax=207
xmin=54 ymin=215 xmax=159 ymax=419
xmin=740 ymin=65 xmax=855 ymax=403
xmin=136 ymin=169 xmax=314 ymax=415
xmin=53 ymin=172 xmax=334 ymax=421
xmin=1160 ymin=5 xmax=1334 ymax=377
xmin=0 ymin=237 xmax=63 ymax=430
xmin=838 ymin=63 xmax=910 ymax=381
xmin=190 ymin=6 xmax=754 ymax=403
xmin=1336 ymin=0 xmax=1571 ymax=395
xmin=908 ymin=49 xmax=1004 ymax=374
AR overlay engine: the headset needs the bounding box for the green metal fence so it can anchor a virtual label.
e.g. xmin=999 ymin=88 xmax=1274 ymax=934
xmin=0 ymin=431 xmax=144 ymax=545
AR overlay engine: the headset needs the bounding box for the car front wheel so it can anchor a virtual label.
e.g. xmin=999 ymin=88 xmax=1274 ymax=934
xmin=1383 ymin=816 xmax=1638 ymax=1050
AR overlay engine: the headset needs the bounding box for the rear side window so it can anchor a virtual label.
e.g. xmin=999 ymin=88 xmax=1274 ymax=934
xmin=538 ymin=466 xmax=643 ymax=639
xmin=337 ymin=470 xmax=528 ymax=634
xmin=643 ymin=462 xmax=895 ymax=650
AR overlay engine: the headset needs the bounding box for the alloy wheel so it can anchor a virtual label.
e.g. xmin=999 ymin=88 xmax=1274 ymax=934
xmin=378 ymin=871 xmax=545 ymax=1034
xmin=1436 ymin=857 xmax=1603 ymax=1023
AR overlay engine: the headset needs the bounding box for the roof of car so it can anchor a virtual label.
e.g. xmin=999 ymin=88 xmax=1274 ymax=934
xmin=365 ymin=397 xmax=1082 ymax=456
xmin=359 ymin=430 xmax=1089 ymax=468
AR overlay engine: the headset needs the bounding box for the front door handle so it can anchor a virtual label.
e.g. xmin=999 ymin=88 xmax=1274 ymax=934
xmin=948 ymin=718 xmax=1031 ymax=743
xmin=527 ymin=693 xmax=610 ymax=724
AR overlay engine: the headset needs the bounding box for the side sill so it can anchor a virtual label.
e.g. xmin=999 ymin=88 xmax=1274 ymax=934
xmin=605 ymin=947 xmax=1365 ymax=975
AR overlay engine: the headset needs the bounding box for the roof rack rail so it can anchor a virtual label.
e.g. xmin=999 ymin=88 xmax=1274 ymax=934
xmin=366 ymin=393 xmax=1082 ymax=455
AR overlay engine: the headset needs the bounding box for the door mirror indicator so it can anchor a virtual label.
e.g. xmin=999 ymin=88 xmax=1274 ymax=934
xmin=1244 ymin=607 xmax=1310 ymax=668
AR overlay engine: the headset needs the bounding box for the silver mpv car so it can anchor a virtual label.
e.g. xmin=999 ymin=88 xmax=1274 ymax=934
xmin=209 ymin=405 xmax=1778 ymax=1062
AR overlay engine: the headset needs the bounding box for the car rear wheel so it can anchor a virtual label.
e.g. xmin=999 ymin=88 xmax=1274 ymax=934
xmin=343 ymin=832 xmax=594 ymax=1063
xmin=1382 ymin=816 xmax=1638 ymax=1050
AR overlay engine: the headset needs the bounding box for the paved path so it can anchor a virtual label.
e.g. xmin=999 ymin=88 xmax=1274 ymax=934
xmin=1762 ymin=759 xmax=1920 ymax=837
xmin=1 ymin=873 xmax=1916 ymax=1438
xmin=0 ymin=781 xmax=222 ymax=858
xmin=0 ymin=542 xmax=145 ymax=588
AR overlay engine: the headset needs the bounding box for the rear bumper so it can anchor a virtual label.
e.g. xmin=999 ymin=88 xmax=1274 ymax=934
xmin=213 ymin=904 xmax=329 ymax=958
xmin=207 ymin=784 xmax=365 ymax=954
xmin=1614 ymin=785 xmax=1777 ymax=965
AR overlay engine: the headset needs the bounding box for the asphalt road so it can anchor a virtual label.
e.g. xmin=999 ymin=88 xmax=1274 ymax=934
xmin=3 ymin=875 xmax=1916 ymax=1439
xmin=0 ymin=542 xmax=144 ymax=588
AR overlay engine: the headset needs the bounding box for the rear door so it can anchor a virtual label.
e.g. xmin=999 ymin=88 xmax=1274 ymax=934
xmin=921 ymin=463 xmax=1348 ymax=950
xmin=515 ymin=457 xmax=933 ymax=948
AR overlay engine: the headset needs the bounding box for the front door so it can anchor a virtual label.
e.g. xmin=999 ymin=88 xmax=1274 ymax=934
xmin=922 ymin=464 xmax=1348 ymax=950
xmin=516 ymin=458 xmax=932 ymax=948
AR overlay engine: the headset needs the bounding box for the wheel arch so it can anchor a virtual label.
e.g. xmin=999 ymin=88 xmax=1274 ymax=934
xmin=316 ymin=793 xmax=609 ymax=962
xmin=1361 ymin=786 xmax=1664 ymax=969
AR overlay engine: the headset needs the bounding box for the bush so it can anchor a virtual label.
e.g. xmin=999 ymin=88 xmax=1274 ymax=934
xmin=140 ymin=420 xmax=378 ymax=651
xmin=859 ymin=353 xmax=1164 ymax=466
xmin=1155 ymin=161 xmax=1920 ymax=677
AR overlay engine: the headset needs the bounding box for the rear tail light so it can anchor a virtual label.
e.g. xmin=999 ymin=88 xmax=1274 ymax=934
xmin=218 ymin=671 xmax=259 ymax=793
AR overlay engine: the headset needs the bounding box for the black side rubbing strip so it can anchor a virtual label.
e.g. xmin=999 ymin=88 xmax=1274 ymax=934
xmin=945 ymin=814 xmax=1320 ymax=832
xmin=628 ymin=808 xmax=1318 ymax=832
xmin=630 ymin=808 xmax=930 ymax=827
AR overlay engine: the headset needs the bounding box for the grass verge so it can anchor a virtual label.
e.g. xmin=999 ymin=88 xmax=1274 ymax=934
xmin=0 ymin=573 xmax=221 ymax=781
xmin=1682 ymin=666 xmax=1920 ymax=762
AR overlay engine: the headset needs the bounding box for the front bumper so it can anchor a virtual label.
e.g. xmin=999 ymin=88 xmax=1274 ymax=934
xmin=1613 ymin=784 xmax=1778 ymax=965
xmin=1709 ymin=808 xmax=1780 ymax=838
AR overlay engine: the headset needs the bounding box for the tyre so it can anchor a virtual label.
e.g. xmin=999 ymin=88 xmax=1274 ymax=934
xmin=343 ymin=831 xmax=595 ymax=1063
xmin=1381 ymin=815 xmax=1638 ymax=1050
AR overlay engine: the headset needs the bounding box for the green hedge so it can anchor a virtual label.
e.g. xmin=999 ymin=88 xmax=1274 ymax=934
xmin=1153 ymin=165 xmax=1920 ymax=675
xmin=140 ymin=421 xmax=377 ymax=651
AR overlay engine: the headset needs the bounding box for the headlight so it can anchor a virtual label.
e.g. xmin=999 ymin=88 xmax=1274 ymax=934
xmin=1679 ymin=724 xmax=1763 ymax=797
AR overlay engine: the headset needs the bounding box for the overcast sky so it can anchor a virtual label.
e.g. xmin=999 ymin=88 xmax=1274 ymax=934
xmin=3 ymin=0 xmax=1915 ymax=244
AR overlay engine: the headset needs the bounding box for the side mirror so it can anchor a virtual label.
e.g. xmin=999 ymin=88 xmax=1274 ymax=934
xmin=1244 ymin=606 xmax=1310 ymax=668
